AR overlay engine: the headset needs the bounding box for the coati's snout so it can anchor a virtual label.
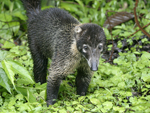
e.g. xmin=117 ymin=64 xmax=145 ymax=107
xmin=82 ymin=43 xmax=103 ymax=71
xmin=74 ymin=24 xmax=106 ymax=71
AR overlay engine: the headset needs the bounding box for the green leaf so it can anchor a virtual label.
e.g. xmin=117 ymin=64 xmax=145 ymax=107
xmin=141 ymin=72 xmax=150 ymax=82
xmin=0 ymin=29 xmax=12 ymax=39
xmin=141 ymin=52 xmax=150 ymax=59
xmin=112 ymin=29 xmax=122 ymax=35
xmin=27 ymin=89 xmax=36 ymax=103
xmin=127 ymin=53 xmax=136 ymax=62
xmin=39 ymin=89 xmax=46 ymax=101
xmin=0 ymin=96 xmax=3 ymax=106
xmin=71 ymin=101 xmax=79 ymax=105
xmin=12 ymin=10 xmax=26 ymax=21
xmin=2 ymin=41 xmax=15 ymax=49
xmin=58 ymin=109 xmax=67 ymax=113
xmin=8 ymin=61 xmax=35 ymax=84
xmin=1 ymin=0 xmax=11 ymax=8
xmin=0 ymin=50 xmax=8 ymax=61
xmin=1 ymin=60 xmax=16 ymax=90
xmin=113 ymin=106 xmax=125 ymax=112
xmin=16 ymin=87 xmax=27 ymax=96
xmin=90 ymin=98 xmax=100 ymax=105
xmin=103 ymin=101 xmax=113 ymax=110
xmin=60 ymin=2 xmax=80 ymax=14
xmin=0 ymin=13 xmax=12 ymax=22
xmin=16 ymin=94 xmax=24 ymax=101
xmin=76 ymin=0 xmax=84 ymax=9
xmin=118 ymin=82 xmax=125 ymax=89
xmin=66 ymin=106 xmax=74 ymax=112
xmin=8 ymin=22 xmax=20 ymax=36
xmin=0 ymin=68 xmax=11 ymax=94
xmin=8 ymin=97 xmax=16 ymax=107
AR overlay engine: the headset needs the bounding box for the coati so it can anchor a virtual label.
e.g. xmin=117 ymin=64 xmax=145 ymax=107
xmin=21 ymin=0 xmax=106 ymax=106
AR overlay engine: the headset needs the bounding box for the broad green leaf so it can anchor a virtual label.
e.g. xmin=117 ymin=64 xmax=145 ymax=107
xmin=8 ymin=61 xmax=35 ymax=84
xmin=9 ymin=46 xmax=20 ymax=55
xmin=0 ymin=29 xmax=12 ymax=39
xmin=75 ymin=0 xmax=86 ymax=17
xmin=78 ymin=96 xmax=86 ymax=102
xmin=90 ymin=98 xmax=100 ymax=105
xmin=8 ymin=97 xmax=16 ymax=107
xmin=126 ymin=92 xmax=132 ymax=96
xmin=141 ymin=72 xmax=150 ymax=82
xmin=1 ymin=60 xmax=16 ymax=90
xmin=113 ymin=106 xmax=125 ymax=112
xmin=16 ymin=87 xmax=27 ymax=96
xmin=0 ymin=13 xmax=12 ymax=22
xmin=127 ymin=53 xmax=136 ymax=62
xmin=31 ymin=107 xmax=43 ymax=112
xmin=85 ymin=0 xmax=93 ymax=5
xmin=146 ymin=85 xmax=150 ymax=88
xmin=112 ymin=29 xmax=122 ymax=35
xmin=2 ymin=41 xmax=15 ymax=49
xmin=66 ymin=106 xmax=74 ymax=112
xmin=120 ymin=32 xmax=132 ymax=37
xmin=39 ymin=90 xmax=46 ymax=101
xmin=16 ymin=94 xmax=24 ymax=101
xmin=103 ymin=101 xmax=113 ymax=109
xmin=71 ymin=101 xmax=78 ymax=105
xmin=141 ymin=52 xmax=150 ymax=59
xmin=12 ymin=11 xmax=26 ymax=21
xmin=0 ymin=96 xmax=3 ymax=106
xmin=103 ymin=27 xmax=111 ymax=40
xmin=145 ymin=95 xmax=150 ymax=100
xmin=27 ymin=89 xmax=36 ymax=103
xmin=58 ymin=109 xmax=67 ymax=113
xmin=76 ymin=0 xmax=84 ymax=8
xmin=0 ymin=68 xmax=11 ymax=94
xmin=118 ymin=82 xmax=125 ymax=89
xmin=0 ymin=50 xmax=8 ymax=61
xmin=1 ymin=0 xmax=11 ymax=8
xmin=8 ymin=22 xmax=20 ymax=36
xmin=60 ymin=2 xmax=80 ymax=14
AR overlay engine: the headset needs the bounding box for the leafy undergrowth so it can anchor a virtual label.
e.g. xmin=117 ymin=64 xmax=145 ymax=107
xmin=1 ymin=46 xmax=150 ymax=113
xmin=0 ymin=0 xmax=150 ymax=113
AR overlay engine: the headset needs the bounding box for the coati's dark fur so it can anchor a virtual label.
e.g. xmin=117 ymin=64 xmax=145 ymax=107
xmin=21 ymin=0 xmax=106 ymax=106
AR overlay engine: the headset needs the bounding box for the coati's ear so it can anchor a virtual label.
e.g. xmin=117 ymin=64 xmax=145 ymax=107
xmin=74 ymin=26 xmax=82 ymax=33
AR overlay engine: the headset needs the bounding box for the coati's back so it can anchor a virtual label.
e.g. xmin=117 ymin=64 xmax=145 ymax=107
xmin=22 ymin=0 xmax=80 ymax=58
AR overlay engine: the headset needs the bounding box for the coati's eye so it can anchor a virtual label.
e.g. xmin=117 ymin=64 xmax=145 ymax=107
xmin=98 ymin=43 xmax=103 ymax=51
xmin=83 ymin=44 xmax=88 ymax=53
xmin=98 ymin=45 xmax=102 ymax=50
xmin=83 ymin=46 xmax=88 ymax=50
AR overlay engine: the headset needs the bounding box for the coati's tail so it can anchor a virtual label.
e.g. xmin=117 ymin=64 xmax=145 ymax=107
xmin=21 ymin=0 xmax=41 ymax=20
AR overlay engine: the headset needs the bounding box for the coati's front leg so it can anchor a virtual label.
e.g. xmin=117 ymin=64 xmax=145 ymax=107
xmin=47 ymin=72 xmax=62 ymax=105
xmin=76 ymin=67 xmax=93 ymax=96
xmin=47 ymin=56 xmax=78 ymax=106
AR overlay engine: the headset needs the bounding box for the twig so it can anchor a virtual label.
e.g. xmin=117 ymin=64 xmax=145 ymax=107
xmin=134 ymin=0 xmax=150 ymax=38
xmin=127 ymin=23 xmax=150 ymax=38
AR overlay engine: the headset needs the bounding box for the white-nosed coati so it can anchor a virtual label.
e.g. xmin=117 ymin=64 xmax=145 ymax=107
xmin=21 ymin=0 xmax=106 ymax=106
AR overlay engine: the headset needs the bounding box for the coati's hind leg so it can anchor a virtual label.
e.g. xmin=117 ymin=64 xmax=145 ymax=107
xmin=33 ymin=53 xmax=48 ymax=84
xmin=30 ymin=44 xmax=48 ymax=84
xmin=76 ymin=67 xmax=93 ymax=96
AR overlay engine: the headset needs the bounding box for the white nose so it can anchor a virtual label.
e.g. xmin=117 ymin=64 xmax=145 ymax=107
xmin=91 ymin=61 xmax=98 ymax=71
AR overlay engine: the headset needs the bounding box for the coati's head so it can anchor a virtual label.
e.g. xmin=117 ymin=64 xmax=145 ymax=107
xmin=74 ymin=23 xmax=106 ymax=71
